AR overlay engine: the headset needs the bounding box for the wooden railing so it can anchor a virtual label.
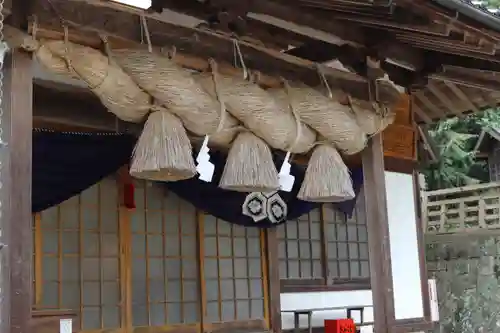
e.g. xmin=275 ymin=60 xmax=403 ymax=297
xmin=422 ymin=182 xmax=500 ymax=237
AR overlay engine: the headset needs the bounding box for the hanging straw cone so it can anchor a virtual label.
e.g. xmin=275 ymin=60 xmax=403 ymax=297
xmin=130 ymin=107 xmax=197 ymax=181
xmin=298 ymin=144 xmax=355 ymax=202
xmin=219 ymin=132 xmax=280 ymax=192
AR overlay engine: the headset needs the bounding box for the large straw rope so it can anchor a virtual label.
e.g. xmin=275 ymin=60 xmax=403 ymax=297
xmin=43 ymin=37 xmax=151 ymax=123
xmin=269 ymin=83 xmax=367 ymax=155
xmin=349 ymin=96 xmax=395 ymax=135
xmin=109 ymin=16 xmax=239 ymax=147
xmin=196 ymin=72 xmax=316 ymax=153
xmin=110 ymin=48 xmax=239 ymax=143
xmin=5 ymin=24 xmax=150 ymax=122
xmin=4 ymin=25 xmax=77 ymax=79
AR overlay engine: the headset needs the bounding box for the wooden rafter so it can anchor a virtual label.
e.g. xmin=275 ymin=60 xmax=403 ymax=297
xmin=412 ymin=102 xmax=433 ymax=124
xmin=443 ymin=81 xmax=481 ymax=114
xmin=431 ymin=71 xmax=500 ymax=92
xmin=413 ymin=91 xmax=445 ymax=119
xmin=426 ymin=81 xmax=461 ymax=116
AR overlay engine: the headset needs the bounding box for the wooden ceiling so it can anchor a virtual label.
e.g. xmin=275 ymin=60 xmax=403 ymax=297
xmin=8 ymin=0 xmax=500 ymax=124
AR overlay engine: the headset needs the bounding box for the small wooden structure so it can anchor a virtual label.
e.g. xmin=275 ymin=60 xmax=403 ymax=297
xmin=2 ymin=0 xmax=500 ymax=333
xmin=474 ymin=127 xmax=500 ymax=182
xmin=423 ymin=128 xmax=500 ymax=240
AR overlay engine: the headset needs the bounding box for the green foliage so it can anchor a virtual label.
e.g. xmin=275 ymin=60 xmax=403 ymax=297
xmin=422 ymin=109 xmax=500 ymax=191
xmin=481 ymin=0 xmax=500 ymax=8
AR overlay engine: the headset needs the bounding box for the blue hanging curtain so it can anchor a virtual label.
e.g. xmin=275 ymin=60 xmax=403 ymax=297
xmin=165 ymin=150 xmax=364 ymax=227
xmin=32 ymin=130 xmax=363 ymax=227
xmin=32 ymin=130 xmax=136 ymax=213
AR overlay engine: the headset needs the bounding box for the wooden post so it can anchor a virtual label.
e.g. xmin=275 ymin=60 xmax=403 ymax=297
xmin=266 ymin=228 xmax=281 ymax=333
xmin=361 ymin=134 xmax=394 ymax=333
xmin=0 ymin=48 xmax=34 ymax=333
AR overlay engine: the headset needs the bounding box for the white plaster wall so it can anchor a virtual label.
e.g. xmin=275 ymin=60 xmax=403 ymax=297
xmin=280 ymin=290 xmax=374 ymax=330
xmin=279 ymin=172 xmax=439 ymax=332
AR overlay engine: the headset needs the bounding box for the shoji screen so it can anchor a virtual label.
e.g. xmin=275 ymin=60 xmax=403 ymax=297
xmin=35 ymin=178 xmax=123 ymax=330
xmin=201 ymin=215 xmax=268 ymax=324
xmin=130 ymin=181 xmax=200 ymax=328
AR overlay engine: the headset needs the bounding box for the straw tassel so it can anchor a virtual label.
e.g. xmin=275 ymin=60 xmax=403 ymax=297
xmin=298 ymin=144 xmax=355 ymax=202
xmin=219 ymin=132 xmax=279 ymax=192
xmin=130 ymin=109 xmax=197 ymax=181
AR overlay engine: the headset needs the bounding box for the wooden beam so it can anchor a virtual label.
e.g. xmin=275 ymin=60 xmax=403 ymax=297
xmin=412 ymin=103 xmax=433 ymax=124
xmin=426 ymin=81 xmax=462 ymax=116
xmin=361 ymin=135 xmax=395 ymax=333
xmin=442 ymin=81 xmax=480 ymax=114
xmin=8 ymin=0 xmax=34 ymax=29
xmin=431 ymin=71 xmax=500 ymax=92
xmin=145 ymin=0 xmax=312 ymax=50
xmin=479 ymin=90 xmax=499 ymax=109
xmin=236 ymin=0 xmax=366 ymax=45
xmin=1 ymin=48 xmax=33 ymax=333
xmin=334 ymin=14 xmax=451 ymax=37
xmin=413 ymin=91 xmax=445 ymax=119
xmin=416 ymin=125 xmax=438 ymax=163
xmin=32 ymin=0 xmax=362 ymax=82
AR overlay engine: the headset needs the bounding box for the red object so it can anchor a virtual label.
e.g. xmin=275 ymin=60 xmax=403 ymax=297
xmin=325 ymin=319 xmax=356 ymax=333
xmin=123 ymin=183 xmax=136 ymax=209
xmin=118 ymin=165 xmax=136 ymax=210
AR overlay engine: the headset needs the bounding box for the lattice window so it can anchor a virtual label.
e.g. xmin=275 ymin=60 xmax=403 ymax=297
xmin=34 ymin=178 xmax=270 ymax=332
xmin=277 ymin=209 xmax=322 ymax=279
xmin=131 ymin=181 xmax=200 ymax=327
xmin=277 ymin=191 xmax=370 ymax=287
xmin=202 ymin=215 xmax=267 ymax=322
xmin=324 ymin=192 xmax=370 ymax=281
xmin=34 ymin=178 xmax=122 ymax=330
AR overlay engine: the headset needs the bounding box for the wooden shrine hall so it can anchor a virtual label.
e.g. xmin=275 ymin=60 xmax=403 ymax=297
xmin=1 ymin=0 xmax=500 ymax=333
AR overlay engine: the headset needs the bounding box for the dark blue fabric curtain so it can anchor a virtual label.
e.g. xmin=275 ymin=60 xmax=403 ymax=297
xmin=166 ymin=150 xmax=364 ymax=227
xmin=32 ymin=130 xmax=136 ymax=213
xmin=32 ymin=130 xmax=363 ymax=227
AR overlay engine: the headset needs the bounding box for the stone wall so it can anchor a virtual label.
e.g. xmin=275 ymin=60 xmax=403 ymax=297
xmin=427 ymin=237 xmax=500 ymax=333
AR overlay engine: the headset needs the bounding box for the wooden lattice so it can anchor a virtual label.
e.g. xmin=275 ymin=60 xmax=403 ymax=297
xmin=422 ymin=182 xmax=500 ymax=236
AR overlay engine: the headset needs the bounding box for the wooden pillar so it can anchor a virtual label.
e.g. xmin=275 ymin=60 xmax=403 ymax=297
xmin=0 ymin=48 xmax=34 ymax=333
xmin=266 ymin=228 xmax=281 ymax=333
xmin=361 ymin=134 xmax=394 ymax=333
